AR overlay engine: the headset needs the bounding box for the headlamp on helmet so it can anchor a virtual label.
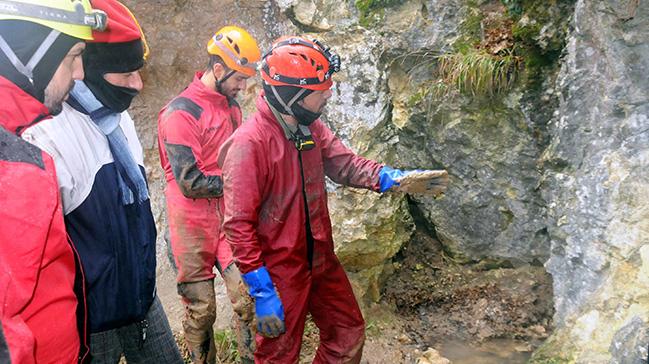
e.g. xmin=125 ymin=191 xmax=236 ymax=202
xmin=0 ymin=0 xmax=107 ymax=40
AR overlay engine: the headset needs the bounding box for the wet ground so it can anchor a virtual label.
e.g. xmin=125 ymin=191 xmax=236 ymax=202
xmin=298 ymin=223 xmax=554 ymax=364
xmin=356 ymin=225 xmax=553 ymax=363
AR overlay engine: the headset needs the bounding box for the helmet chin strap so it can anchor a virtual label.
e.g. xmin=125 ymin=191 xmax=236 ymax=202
xmin=269 ymin=85 xmax=320 ymax=126
xmin=213 ymin=68 xmax=235 ymax=94
xmin=270 ymin=85 xmax=307 ymax=116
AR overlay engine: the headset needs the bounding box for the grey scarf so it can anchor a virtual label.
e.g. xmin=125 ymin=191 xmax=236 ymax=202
xmin=68 ymin=80 xmax=149 ymax=205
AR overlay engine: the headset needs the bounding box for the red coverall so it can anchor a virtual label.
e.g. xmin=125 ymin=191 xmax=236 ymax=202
xmin=158 ymin=72 xmax=241 ymax=282
xmin=220 ymin=94 xmax=384 ymax=363
xmin=0 ymin=77 xmax=87 ymax=363
xmin=158 ymin=72 xmax=253 ymax=362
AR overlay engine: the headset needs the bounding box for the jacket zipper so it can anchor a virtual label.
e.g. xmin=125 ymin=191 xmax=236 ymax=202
xmin=297 ymin=151 xmax=315 ymax=269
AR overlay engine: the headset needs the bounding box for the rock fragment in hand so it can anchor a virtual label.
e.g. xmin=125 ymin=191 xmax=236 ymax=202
xmin=394 ymin=170 xmax=449 ymax=196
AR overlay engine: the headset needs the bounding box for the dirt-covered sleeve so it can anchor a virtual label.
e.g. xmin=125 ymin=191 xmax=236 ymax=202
xmin=220 ymin=133 xmax=267 ymax=273
xmin=315 ymin=120 xmax=383 ymax=191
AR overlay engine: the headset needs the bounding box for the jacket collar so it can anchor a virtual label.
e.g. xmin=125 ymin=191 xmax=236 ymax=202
xmin=256 ymin=91 xmax=284 ymax=133
xmin=0 ymin=76 xmax=50 ymax=135
xmin=256 ymin=91 xmax=280 ymax=124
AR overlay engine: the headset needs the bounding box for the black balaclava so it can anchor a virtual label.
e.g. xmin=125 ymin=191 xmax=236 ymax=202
xmin=82 ymin=39 xmax=144 ymax=113
xmin=263 ymin=83 xmax=322 ymax=126
xmin=0 ymin=20 xmax=78 ymax=103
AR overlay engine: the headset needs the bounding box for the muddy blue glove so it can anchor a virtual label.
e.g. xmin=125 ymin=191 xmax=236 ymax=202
xmin=379 ymin=166 xmax=407 ymax=192
xmin=242 ymin=266 xmax=285 ymax=338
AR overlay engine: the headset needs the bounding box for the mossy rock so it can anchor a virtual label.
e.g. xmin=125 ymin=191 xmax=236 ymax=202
xmin=355 ymin=0 xmax=402 ymax=27
xmin=529 ymin=331 xmax=578 ymax=364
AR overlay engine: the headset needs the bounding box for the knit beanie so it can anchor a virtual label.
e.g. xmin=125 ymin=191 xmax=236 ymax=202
xmin=82 ymin=0 xmax=145 ymax=112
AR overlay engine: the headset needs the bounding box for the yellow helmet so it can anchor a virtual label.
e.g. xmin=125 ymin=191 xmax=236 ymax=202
xmin=207 ymin=26 xmax=261 ymax=77
xmin=0 ymin=0 xmax=107 ymax=40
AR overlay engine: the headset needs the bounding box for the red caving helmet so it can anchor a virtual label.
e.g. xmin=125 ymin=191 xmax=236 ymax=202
xmin=261 ymin=36 xmax=341 ymax=91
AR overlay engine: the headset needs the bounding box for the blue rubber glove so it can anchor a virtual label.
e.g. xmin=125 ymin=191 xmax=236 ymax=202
xmin=242 ymin=266 xmax=285 ymax=338
xmin=379 ymin=166 xmax=406 ymax=192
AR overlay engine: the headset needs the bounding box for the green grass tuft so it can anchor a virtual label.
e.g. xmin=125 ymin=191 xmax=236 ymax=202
xmin=437 ymin=48 xmax=521 ymax=97
xmin=214 ymin=329 xmax=239 ymax=364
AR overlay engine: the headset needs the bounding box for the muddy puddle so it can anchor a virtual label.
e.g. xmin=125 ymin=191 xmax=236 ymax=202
xmin=435 ymin=339 xmax=532 ymax=363
xmin=376 ymin=217 xmax=554 ymax=364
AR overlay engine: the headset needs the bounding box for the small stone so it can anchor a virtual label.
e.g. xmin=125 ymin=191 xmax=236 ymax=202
xmin=514 ymin=343 xmax=533 ymax=352
xmin=397 ymin=333 xmax=411 ymax=344
xmin=530 ymin=324 xmax=546 ymax=335
xmin=416 ymin=348 xmax=451 ymax=364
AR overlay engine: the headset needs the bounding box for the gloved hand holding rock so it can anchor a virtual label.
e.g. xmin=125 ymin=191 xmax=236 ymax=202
xmin=241 ymin=266 xmax=286 ymax=338
xmin=379 ymin=166 xmax=449 ymax=196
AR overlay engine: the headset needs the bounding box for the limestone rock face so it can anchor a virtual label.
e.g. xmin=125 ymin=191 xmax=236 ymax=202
xmin=535 ymin=0 xmax=649 ymax=362
xmin=318 ymin=0 xmax=551 ymax=264
xmin=329 ymin=188 xmax=414 ymax=302
xmin=404 ymin=96 xmax=549 ymax=262
xmin=276 ymin=0 xmax=357 ymax=31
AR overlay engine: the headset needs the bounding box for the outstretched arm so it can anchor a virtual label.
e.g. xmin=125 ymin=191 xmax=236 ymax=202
xmin=316 ymin=121 xmax=383 ymax=191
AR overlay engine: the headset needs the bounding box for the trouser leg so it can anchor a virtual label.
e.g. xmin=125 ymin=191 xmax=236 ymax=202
xmin=221 ymin=263 xmax=255 ymax=363
xmin=309 ymin=261 xmax=365 ymax=364
xmin=254 ymin=277 xmax=311 ymax=364
xmin=119 ymin=295 xmax=184 ymax=363
xmin=89 ymin=329 xmax=122 ymax=364
xmin=177 ymin=280 xmax=217 ymax=364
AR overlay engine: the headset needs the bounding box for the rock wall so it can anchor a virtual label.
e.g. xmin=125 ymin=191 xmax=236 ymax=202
xmin=534 ymin=0 xmax=649 ymax=362
xmin=281 ymin=0 xmax=557 ymax=266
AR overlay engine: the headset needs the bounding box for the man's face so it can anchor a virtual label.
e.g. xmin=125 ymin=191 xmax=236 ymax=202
xmin=44 ymin=42 xmax=85 ymax=115
xmin=220 ymin=71 xmax=249 ymax=99
xmin=299 ymin=89 xmax=333 ymax=114
xmin=103 ymin=70 xmax=144 ymax=92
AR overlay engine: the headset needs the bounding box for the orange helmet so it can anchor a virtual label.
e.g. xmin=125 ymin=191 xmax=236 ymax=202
xmin=261 ymin=37 xmax=341 ymax=91
xmin=207 ymin=26 xmax=260 ymax=77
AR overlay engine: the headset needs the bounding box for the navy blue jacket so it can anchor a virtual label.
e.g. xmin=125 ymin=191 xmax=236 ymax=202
xmin=22 ymin=104 xmax=156 ymax=332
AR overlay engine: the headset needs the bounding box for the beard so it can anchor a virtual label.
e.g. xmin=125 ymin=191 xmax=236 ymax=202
xmin=222 ymin=85 xmax=241 ymax=99
xmin=43 ymin=79 xmax=74 ymax=116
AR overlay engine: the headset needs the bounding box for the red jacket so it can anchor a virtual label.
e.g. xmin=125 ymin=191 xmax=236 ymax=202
xmin=158 ymin=72 xmax=242 ymax=281
xmin=220 ymin=94 xmax=383 ymax=281
xmin=0 ymin=77 xmax=87 ymax=363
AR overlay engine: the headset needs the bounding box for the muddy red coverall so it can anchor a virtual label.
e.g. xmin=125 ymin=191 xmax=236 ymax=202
xmin=158 ymin=72 xmax=241 ymax=282
xmin=220 ymin=94 xmax=384 ymax=363
xmin=0 ymin=77 xmax=87 ymax=363
xmin=158 ymin=72 xmax=254 ymax=363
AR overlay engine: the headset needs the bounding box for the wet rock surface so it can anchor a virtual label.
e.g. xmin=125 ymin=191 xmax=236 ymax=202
xmin=536 ymin=0 xmax=649 ymax=362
